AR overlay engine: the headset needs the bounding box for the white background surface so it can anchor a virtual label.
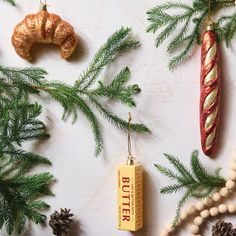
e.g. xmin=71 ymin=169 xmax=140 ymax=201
xmin=1 ymin=0 xmax=236 ymax=235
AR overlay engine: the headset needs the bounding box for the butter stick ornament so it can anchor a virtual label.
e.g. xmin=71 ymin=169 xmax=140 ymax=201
xmin=117 ymin=113 xmax=143 ymax=231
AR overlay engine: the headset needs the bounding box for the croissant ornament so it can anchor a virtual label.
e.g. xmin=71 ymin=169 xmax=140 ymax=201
xmin=12 ymin=5 xmax=78 ymax=61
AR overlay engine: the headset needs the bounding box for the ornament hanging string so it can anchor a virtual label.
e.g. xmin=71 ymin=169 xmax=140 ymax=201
xmin=40 ymin=0 xmax=47 ymax=11
xmin=40 ymin=0 xmax=47 ymax=5
xmin=117 ymin=113 xmax=143 ymax=231
xmin=127 ymin=112 xmax=134 ymax=164
xmin=208 ymin=0 xmax=211 ymax=22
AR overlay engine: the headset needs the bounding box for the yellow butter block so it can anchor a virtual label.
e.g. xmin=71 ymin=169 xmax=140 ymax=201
xmin=117 ymin=163 xmax=143 ymax=231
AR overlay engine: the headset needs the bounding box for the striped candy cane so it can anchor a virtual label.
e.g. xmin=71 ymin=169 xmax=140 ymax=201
xmin=200 ymin=28 xmax=220 ymax=156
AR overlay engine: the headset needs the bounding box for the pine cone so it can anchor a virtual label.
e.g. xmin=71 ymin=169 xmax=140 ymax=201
xmin=49 ymin=208 xmax=74 ymax=236
xmin=212 ymin=220 xmax=234 ymax=236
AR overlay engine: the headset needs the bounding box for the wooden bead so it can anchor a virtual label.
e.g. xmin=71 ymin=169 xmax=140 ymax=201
xmin=191 ymin=225 xmax=200 ymax=234
xmin=188 ymin=205 xmax=197 ymax=215
xmin=200 ymin=209 xmax=210 ymax=218
xmin=181 ymin=211 xmax=188 ymax=220
xmin=231 ymin=163 xmax=236 ymax=172
xmin=203 ymin=197 xmax=213 ymax=206
xmin=196 ymin=201 xmax=205 ymax=211
xmin=194 ymin=216 xmax=203 ymax=226
xmin=160 ymin=230 xmax=169 ymax=236
xmin=218 ymin=204 xmax=228 ymax=213
xmin=210 ymin=207 xmax=219 ymax=216
xmin=226 ymin=180 xmax=236 ymax=189
xmin=229 ymin=171 xmax=236 ymax=181
xmin=212 ymin=192 xmax=221 ymax=202
xmin=228 ymin=204 xmax=236 ymax=213
xmin=220 ymin=187 xmax=229 ymax=197
xmin=166 ymin=225 xmax=173 ymax=233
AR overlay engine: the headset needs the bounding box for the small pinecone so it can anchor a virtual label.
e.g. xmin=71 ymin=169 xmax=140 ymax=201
xmin=49 ymin=208 xmax=74 ymax=236
xmin=212 ymin=220 xmax=234 ymax=236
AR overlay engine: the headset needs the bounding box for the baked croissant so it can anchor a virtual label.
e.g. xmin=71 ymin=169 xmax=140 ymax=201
xmin=12 ymin=7 xmax=78 ymax=61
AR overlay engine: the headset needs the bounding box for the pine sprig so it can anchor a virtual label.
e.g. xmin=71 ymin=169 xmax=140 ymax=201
xmin=76 ymin=27 xmax=140 ymax=90
xmin=89 ymin=67 xmax=141 ymax=107
xmin=0 ymin=27 xmax=149 ymax=156
xmin=216 ymin=12 xmax=236 ymax=46
xmin=147 ymin=0 xmax=236 ymax=69
xmin=155 ymin=150 xmax=225 ymax=227
xmin=0 ymin=99 xmax=54 ymax=235
xmin=0 ymin=101 xmax=49 ymax=146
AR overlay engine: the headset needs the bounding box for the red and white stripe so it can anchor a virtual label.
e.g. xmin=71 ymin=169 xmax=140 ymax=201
xmin=200 ymin=30 xmax=220 ymax=156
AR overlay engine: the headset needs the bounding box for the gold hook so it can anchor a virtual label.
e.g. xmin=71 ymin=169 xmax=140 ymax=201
xmin=127 ymin=112 xmax=134 ymax=165
xmin=206 ymin=0 xmax=214 ymax=29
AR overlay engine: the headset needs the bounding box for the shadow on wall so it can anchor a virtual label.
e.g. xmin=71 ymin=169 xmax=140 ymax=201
xmin=19 ymin=219 xmax=84 ymax=236
xmin=67 ymin=220 xmax=85 ymax=236
xmin=131 ymin=170 xmax=158 ymax=236
xmin=29 ymin=33 xmax=87 ymax=64
xmin=213 ymin=44 xmax=231 ymax=158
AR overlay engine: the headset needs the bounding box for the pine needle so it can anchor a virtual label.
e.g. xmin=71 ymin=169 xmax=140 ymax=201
xmin=155 ymin=150 xmax=225 ymax=227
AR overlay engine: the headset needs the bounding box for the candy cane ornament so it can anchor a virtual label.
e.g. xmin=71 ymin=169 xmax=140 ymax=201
xmin=200 ymin=24 xmax=220 ymax=156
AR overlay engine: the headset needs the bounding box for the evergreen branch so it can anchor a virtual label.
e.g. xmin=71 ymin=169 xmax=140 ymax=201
xmin=191 ymin=187 xmax=214 ymax=198
xmin=168 ymin=9 xmax=208 ymax=69
xmin=1 ymin=148 xmax=51 ymax=174
xmin=88 ymin=67 xmax=141 ymax=107
xmin=216 ymin=12 xmax=236 ymax=46
xmin=0 ymin=66 xmax=46 ymax=85
xmin=38 ymin=81 xmax=103 ymax=156
xmin=0 ymin=101 xmax=49 ymax=146
xmin=87 ymin=95 xmax=149 ymax=133
xmin=163 ymin=153 xmax=195 ymax=182
xmin=0 ymin=99 xmax=53 ymax=235
xmin=167 ymin=17 xmax=191 ymax=53
xmin=76 ymin=27 xmax=140 ymax=90
xmin=191 ymin=150 xmax=225 ymax=186
xmin=154 ymin=164 xmax=185 ymax=183
xmin=160 ymin=183 xmax=186 ymax=194
xmin=155 ymin=151 xmax=226 ymax=227
xmin=15 ymin=172 xmax=54 ymax=198
xmin=173 ymin=189 xmax=192 ymax=227
xmin=147 ymin=0 xmax=236 ymax=69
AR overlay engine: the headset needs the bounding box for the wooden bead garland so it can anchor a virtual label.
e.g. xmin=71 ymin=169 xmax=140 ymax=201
xmin=159 ymin=153 xmax=236 ymax=236
xmin=191 ymin=203 xmax=236 ymax=236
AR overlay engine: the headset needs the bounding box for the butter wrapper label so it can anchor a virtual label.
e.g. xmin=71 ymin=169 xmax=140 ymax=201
xmin=117 ymin=163 xmax=143 ymax=231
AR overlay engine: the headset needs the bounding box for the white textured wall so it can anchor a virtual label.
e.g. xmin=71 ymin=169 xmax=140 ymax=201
xmin=1 ymin=0 xmax=236 ymax=235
